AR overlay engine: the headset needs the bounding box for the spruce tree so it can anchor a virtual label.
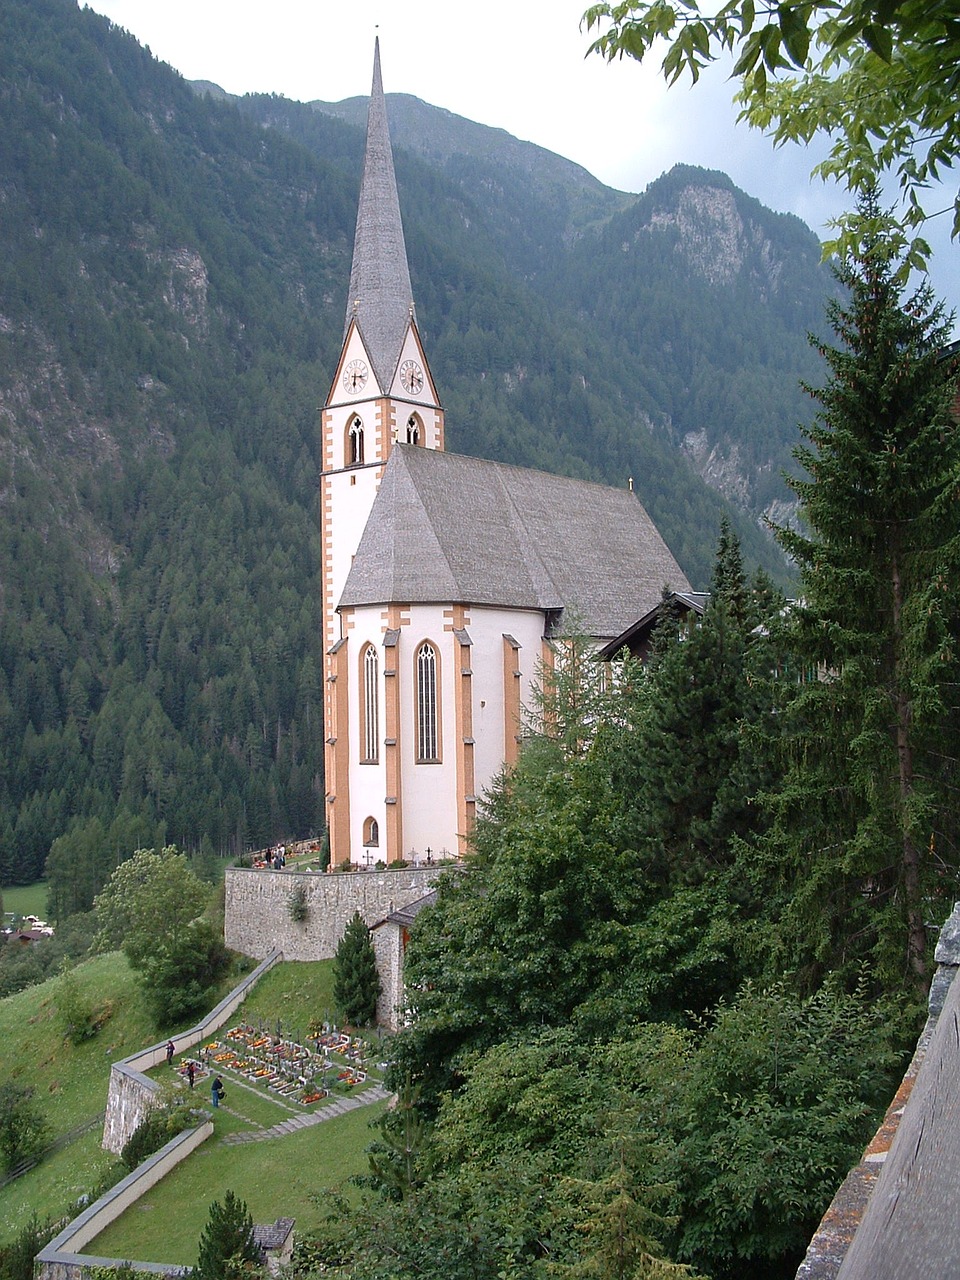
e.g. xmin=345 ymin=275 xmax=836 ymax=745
xmin=769 ymin=199 xmax=960 ymax=989
xmin=333 ymin=910 xmax=380 ymax=1027
xmin=194 ymin=1190 xmax=261 ymax=1280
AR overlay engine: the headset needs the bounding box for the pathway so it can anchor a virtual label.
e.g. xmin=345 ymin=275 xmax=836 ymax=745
xmin=220 ymin=1084 xmax=391 ymax=1144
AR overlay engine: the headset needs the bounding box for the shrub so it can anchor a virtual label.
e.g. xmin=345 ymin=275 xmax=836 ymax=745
xmin=0 ymin=1084 xmax=49 ymax=1174
xmin=194 ymin=1190 xmax=262 ymax=1280
xmin=120 ymin=1098 xmax=196 ymax=1171
xmin=287 ymin=883 xmax=309 ymax=923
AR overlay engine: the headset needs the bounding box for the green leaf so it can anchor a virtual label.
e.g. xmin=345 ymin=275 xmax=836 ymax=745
xmin=861 ymin=22 xmax=893 ymax=61
xmin=779 ymin=4 xmax=811 ymax=66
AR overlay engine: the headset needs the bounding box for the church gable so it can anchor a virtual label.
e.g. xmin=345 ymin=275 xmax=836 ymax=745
xmin=328 ymin=320 xmax=381 ymax=405
xmin=387 ymin=322 xmax=441 ymax=409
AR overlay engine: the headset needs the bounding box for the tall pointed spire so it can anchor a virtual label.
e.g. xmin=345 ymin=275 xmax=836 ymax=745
xmin=345 ymin=38 xmax=415 ymax=391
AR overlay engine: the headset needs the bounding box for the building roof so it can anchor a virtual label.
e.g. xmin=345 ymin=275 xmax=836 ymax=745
xmin=339 ymin=445 xmax=690 ymax=639
xmin=345 ymin=39 xmax=414 ymax=391
xmin=253 ymin=1218 xmax=295 ymax=1254
xmin=597 ymin=590 xmax=710 ymax=660
xmin=380 ymin=891 xmax=438 ymax=930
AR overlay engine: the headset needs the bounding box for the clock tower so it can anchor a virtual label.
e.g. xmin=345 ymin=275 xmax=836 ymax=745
xmin=321 ymin=39 xmax=443 ymax=867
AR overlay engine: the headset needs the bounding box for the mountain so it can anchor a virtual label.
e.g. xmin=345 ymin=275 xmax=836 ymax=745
xmin=242 ymin=89 xmax=832 ymax=527
xmin=0 ymin=0 xmax=832 ymax=903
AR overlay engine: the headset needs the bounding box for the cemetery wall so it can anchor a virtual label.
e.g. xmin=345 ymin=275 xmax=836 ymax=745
xmin=36 ymin=1123 xmax=209 ymax=1280
xmin=223 ymin=866 xmax=439 ymax=961
xmin=102 ymin=950 xmax=282 ymax=1153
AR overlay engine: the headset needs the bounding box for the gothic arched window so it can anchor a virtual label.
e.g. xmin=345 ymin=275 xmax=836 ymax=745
xmin=361 ymin=643 xmax=379 ymax=763
xmin=348 ymin=416 xmax=364 ymax=465
xmin=363 ymin=816 xmax=379 ymax=847
xmin=416 ymin=641 xmax=440 ymax=762
xmin=406 ymin=414 xmax=421 ymax=445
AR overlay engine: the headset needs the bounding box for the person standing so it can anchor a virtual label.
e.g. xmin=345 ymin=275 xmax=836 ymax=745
xmin=166 ymin=1040 xmax=175 ymax=1066
xmin=211 ymin=1076 xmax=224 ymax=1108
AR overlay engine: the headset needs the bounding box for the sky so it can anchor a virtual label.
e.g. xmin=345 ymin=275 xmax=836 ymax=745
xmin=83 ymin=0 xmax=958 ymax=315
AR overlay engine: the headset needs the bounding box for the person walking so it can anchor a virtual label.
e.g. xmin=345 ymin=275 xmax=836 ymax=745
xmin=211 ymin=1075 xmax=224 ymax=1108
xmin=165 ymin=1040 xmax=175 ymax=1066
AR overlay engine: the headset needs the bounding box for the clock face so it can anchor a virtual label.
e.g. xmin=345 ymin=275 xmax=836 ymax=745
xmin=343 ymin=359 xmax=368 ymax=394
xmin=400 ymin=359 xmax=424 ymax=395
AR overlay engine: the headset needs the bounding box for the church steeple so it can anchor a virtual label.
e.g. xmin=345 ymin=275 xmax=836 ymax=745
xmin=346 ymin=38 xmax=415 ymax=392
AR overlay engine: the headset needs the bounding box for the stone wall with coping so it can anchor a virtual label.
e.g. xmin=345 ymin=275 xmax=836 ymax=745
xmin=223 ymin=866 xmax=440 ymax=961
xmin=371 ymin=921 xmax=405 ymax=1030
xmin=795 ymin=902 xmax=960 ymax=1279
xmin=102 ymin=949 xmax=282 ymax=1154
xmin=36 ymin=1121 xmax=211 ymax=1280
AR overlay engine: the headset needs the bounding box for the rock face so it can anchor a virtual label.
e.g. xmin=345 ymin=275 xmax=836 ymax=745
xmin=647 ymin=184 xmax=778 ymax=289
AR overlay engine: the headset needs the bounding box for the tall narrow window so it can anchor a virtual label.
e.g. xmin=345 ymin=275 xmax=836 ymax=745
xmin=406 ymin=414 xmax=421 ymax=445
xmin=416 ymin=642 xmax=440 ymax=762
xmin=361 ymin=644 xmax=379 ymax=762
xmin=349 ymin=416 xmax=364 ymax=465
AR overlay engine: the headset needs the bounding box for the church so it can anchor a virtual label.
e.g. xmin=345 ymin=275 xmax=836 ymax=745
xmin=321 ymin=42 xmax=690 ymax=869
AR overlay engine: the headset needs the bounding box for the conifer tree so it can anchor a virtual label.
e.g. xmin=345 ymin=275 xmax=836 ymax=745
xmin=194 ymin=1190 xmax=261 ymax=1280
xmin=628 ymin=526 xmax=782 ymax=887
xmin=333 ymin=910 xmax=380 ymax=1027
xmin=769 ymin=198 xmax=960 ymax=989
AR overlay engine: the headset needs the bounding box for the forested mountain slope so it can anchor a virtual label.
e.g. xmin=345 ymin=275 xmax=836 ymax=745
xmin=0 ymin=0 xmax=832 ymax=903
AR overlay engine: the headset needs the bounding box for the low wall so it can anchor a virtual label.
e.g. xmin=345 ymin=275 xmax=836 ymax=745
xmin=795 ymin=902 xmax=960 ymax=1278
xmin=102 ymin=950 xmax=282 ymax=1154
xmin=223 ymin=866 xmax=439 ymax=961
xmin=36 ymin=1121 xmax=211 ymax=1280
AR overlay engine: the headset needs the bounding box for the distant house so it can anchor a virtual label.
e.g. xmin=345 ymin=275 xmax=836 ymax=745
xmin=597 ymin=591 xmax=710 ymax=663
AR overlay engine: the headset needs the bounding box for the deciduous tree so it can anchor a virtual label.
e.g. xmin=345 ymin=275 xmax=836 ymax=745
xmin=584 ymin=0 xmax=960 ymax=268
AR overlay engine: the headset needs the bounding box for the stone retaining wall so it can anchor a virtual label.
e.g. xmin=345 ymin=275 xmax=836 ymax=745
xmin=223 ymin=866 xmax=439 ymax=961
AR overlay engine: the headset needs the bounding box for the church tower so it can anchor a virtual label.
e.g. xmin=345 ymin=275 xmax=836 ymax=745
xmin=321 ymin=40 xmax=443 ymax=867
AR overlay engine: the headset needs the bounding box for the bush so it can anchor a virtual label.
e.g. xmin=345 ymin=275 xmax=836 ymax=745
xmin=194 ymin=1190 xmax=262 ymax=1280
xmin=287 ymin=883 xmax=309 ymax=923
xmin=0 ymin=1215 xmax=62 ymax=1280
xmin=54 ymin=963 xmax=98 ymax=1044
xmin=0 ymin=1083 xmax=49 ymax=1174
xmin=120 ymin=1098 xmax=197 ymax=1171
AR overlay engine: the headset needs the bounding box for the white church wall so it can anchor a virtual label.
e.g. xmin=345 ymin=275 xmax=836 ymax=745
xmin=347 ymin=606 xmax=390 ymax=866
xmin=398 ymin=604 xmax=461 ymax=859
xmin=325 ymin=468 xmax=380 ymax=638
xmin=464 ymin=605 xmax=545 ymax=798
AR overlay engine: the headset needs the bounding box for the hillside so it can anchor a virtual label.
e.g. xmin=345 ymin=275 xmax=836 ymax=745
xmin=0 ymin=0 xmax=833 ymax=900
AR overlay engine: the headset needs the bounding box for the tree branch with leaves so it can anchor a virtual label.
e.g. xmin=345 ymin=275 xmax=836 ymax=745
xmin=583 ymin=0 xmax=960 ymax=271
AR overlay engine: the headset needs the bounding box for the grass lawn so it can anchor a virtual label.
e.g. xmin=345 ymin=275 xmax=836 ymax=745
xmin=89 ymin=1099 xmax=386 ymax=1265
xmin=0 ymin=953 xmax=389 ymax=1251
xmin=0 ymin=953 xmax=153 ymax=1236
xmin=2 ymin=882 xmax=50 ymax=922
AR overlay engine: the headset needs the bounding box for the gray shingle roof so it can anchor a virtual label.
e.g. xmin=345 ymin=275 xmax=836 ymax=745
xmin=340 ymin=446 xmax=690 ymax=639
xmin=345 ymin=40 xmax=414 ymax=391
